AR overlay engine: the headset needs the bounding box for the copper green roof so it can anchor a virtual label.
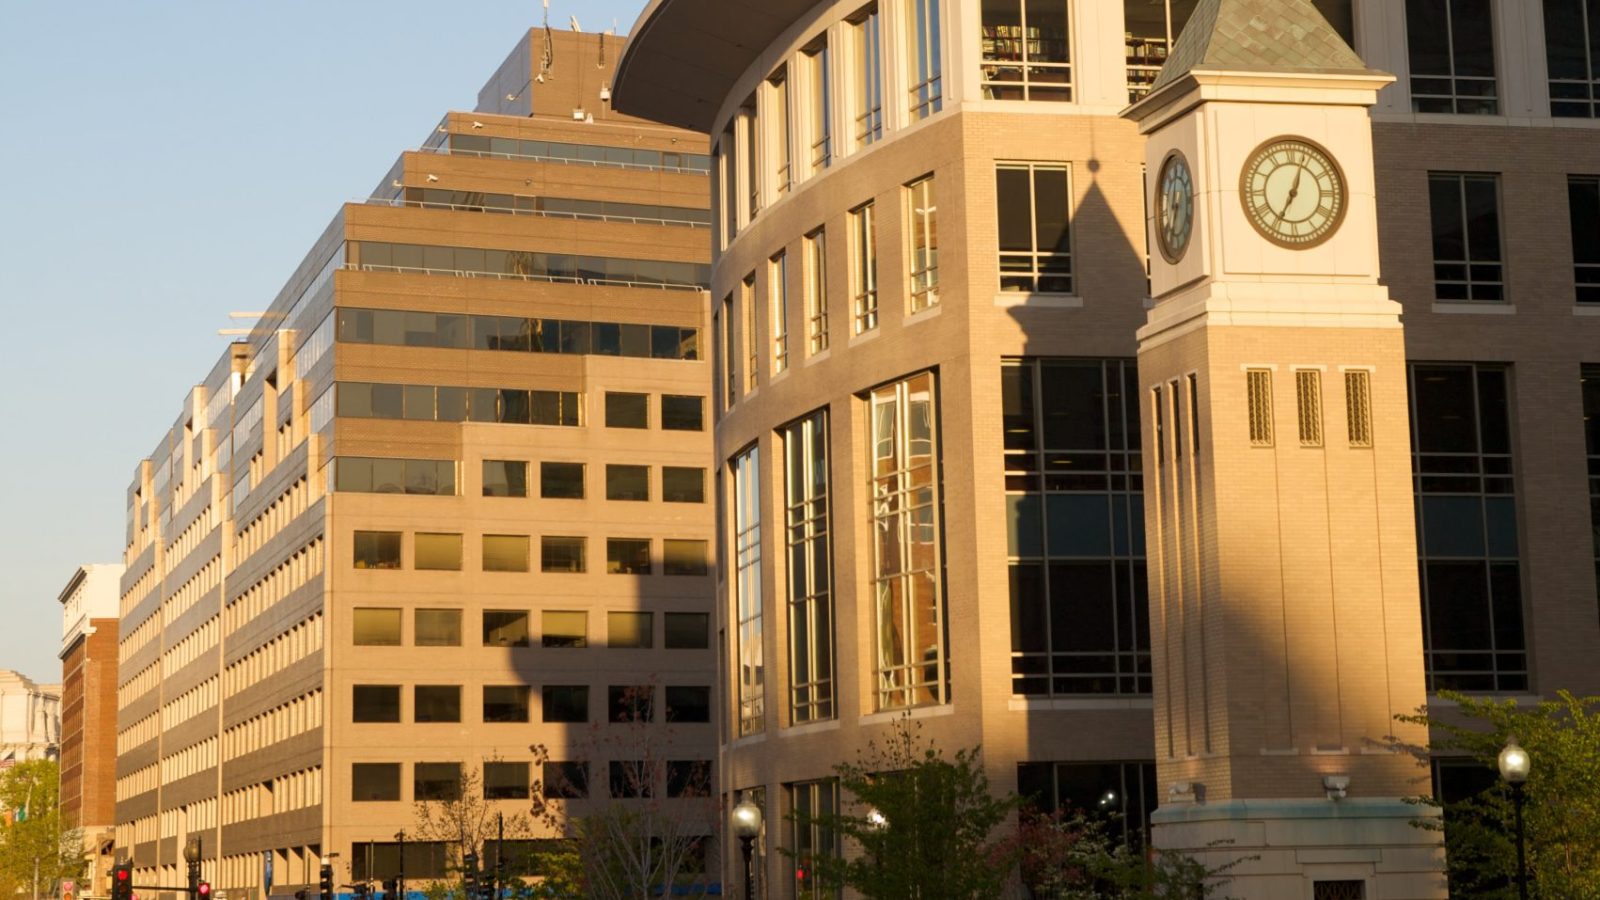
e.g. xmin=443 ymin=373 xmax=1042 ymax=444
xmin=1150 ymin=0 xmax=1372 ymax=91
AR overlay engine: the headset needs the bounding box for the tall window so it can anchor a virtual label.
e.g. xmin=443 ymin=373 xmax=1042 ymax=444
xmin=771 ymin=252 xmax=790 ymax=374
xmin=805 ymin=41 xmax=833 ymax=172
xmin=769 ymin=67 xmax=793 ymax=197
xmin=1003 ymin=360 xmax=1150 ymax=696
xmin=981 ymin=0 xmax=1072 ymax=101
xmin=788 ymin=780 xmax=840 ymax=899
xmin=784 ymin=411 xmax=835 ymax=723
xmin=851 ymin=6 xmax=885 ymax=147
xmin=733 ymin=445 xmax=765 ymax=734
xmin=851 ymin=202 xmax=879 ymax=333
xmin=721 ymin=295 xmax=736 ymax=409
xmin=1428 ymin=173 xmax=1504 ymax=301
xmin=805 ymin=229 xmax=830 ymax=354
xmin=997 ymin=163 xmax=1073 ymax=294
xmin=907 ymin=0 xmax=944 ymax=120
xmin=1124 ymin=0 xmax=1200 ymax=102
xmin=1410 ymin=363 xmax=1525 ymax=692
xmin=742 ymin=98 xmax=760 ymax=219
xmin=1543 ymin=0 xmax=1600 ymax=117
xmin=1405 ymin=0 xmax=1498 ymax=114
xmin=1571 ymin=176 xmax=1600 ymax=302
xmin=906 ymin=176 xmax=940 ymax=312
xmin=1583 ymin=366 xmax=1600 ymax=611
xmin=743 ymin=274 xmax=759 ymax=391
xmin=718 ymin=129 xmax=738 ymax=247
xmin=1017 ymin=761 xmax=1158 ymax=849
xmin=868 ymin=372 xmax=946 ymax=709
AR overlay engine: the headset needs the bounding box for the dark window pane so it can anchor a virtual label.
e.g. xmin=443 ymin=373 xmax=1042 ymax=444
xmin=483 ymin=761 xmax=530 ymax=799
xmin=609 ymin=760 xmax=654 ymax=798
xmin=541 ymin=462 xmax=585 ymax=498
xmin=661 ymin=395 xmax=705 ymax=431
xmin=996 ymin=167 xmax=1034 ymax=252
xmin=414 ymin=685 xmax=462 ymax=723
xmin=542 ymin=685 xmax=590 ymax=723
xmin=665 ymin=685 xmax=711 ymax=723
xmin=352 ymin=763 xmax=401 ymax=801
xmin=483 ymin=686 xmax=531 ymax=723
xmin=353 ymin=685 xmax=401 ymax=723
xmin=607 ymin=539 xmax=652 ymax=574
xmin=1406 ymin=0 xmax=1453 ymax=76
xmin=483 ymin=460 xmax=529 ymax=497
xmin=354 ymin=531 xmax=402 ymax=570
xmin=662 ymin=466 xmax=706 ymax=502
xmin=607 ymin=464 xmax=650 ymax=501
xmin=606 ymin=392 xmax=650 ymax=428
xmin=483 ymin=610 xmax=530 ymax=647
xmin=609 ymin=685 xmax=655 ymax=723
xmin=414 ymin=762 xmax=462 ymax=801
xmin=1428 ymin=175 xmax=1466 ymax=262
xmin=542 ymin=762 xmax=589 ymax=799
xmin=664 ymin=612 xmax=710 ymax=649
xmin=542 ymin=536 xmax=587 ymax=573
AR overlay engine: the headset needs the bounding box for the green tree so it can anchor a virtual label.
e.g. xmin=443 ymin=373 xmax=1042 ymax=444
xmin=1394 ymin=690 xmax=1600 ymax=899
xmin=0 ymin=759 xmax=84 ymax=898
xmin=788 ymin=718 xmax=1020 ymax=900
xmin=1009 ymin=808 xmax=1249 ymax=899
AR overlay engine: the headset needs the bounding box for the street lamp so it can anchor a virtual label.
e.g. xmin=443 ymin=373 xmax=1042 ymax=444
xmin=1498 ymin=736 xmax=1531 ymax=900
xmin=184 ymin=837 xmax=202 ymax=898
xmin=731 ymin=797 xmax=764 ymax=900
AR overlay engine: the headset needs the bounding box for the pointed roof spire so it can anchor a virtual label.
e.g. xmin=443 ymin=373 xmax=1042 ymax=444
xmin=1149 ymin=0 xmax=1372 ymax=92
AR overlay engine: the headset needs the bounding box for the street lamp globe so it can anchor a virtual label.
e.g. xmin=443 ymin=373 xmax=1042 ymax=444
xmin=183 ymin=837 xmax=202 ymax=864
xmin=865 ymin=808 xmax=888 ymax=831
xmin=732 ymin=798 xmax=764 ymax=839
xmin=1498 ymin=737 xmax=1531 ymax=784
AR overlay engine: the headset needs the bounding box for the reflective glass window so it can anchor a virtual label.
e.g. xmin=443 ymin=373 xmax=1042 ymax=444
xmin=354 ymin=531 xmax=402 ymax=570
xmin=483 ymin=686 xmax=531 ymax=723
xmin=542 ymin=611 xmax=588 ymax=648
xmin=353 ymin=685 xmax=401 ymax=723
xmin=483 ymin=610 xmax=531 ymax=647
xmin=414 ymin=533 xmax=462 ymax=571
xmin=482 ymin=535 xmax=531 ymax=572
xmin=541 ymin=462 xmax=585 ymax=498
xmin=607 ymin=539 xmax=652 ymax=575
xmin=352 ymin=763 xmax=401 ymax=801
xmin=353 ymin=608 xmax=402 ymax=646
xmin=415 ymin=609 xmax=462 ymax=647
xmin=608 ymin=612 xmax=654 ymax=649
xmin=414 ymin=685 xmax=462 ymax=723
xmin=542 ymin=536 xmax=587 ymax=573
xmin=663 ymin=466 xmax=706 ymax=503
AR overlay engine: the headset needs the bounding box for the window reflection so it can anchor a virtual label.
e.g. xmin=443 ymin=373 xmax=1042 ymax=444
xmin=338 ymin=307 xmax=699 ymax=361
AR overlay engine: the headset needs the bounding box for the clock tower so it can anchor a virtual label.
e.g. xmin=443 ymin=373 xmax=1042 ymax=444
xmin=1124 ymin=2 xmax=1447 ymax=897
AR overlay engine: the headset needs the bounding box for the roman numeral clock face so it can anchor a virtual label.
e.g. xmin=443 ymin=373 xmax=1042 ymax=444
xmin=1240 ymin=137 xmax=1346 ymax=248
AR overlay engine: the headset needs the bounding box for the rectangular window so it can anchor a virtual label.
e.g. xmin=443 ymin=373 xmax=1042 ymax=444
xmin=354 ymin=531 xmax=402 ymax=570
xmin=414 ymin=532 xmax=463 ymax=571
xmin=482 ymin=534 xmax=531 ymax=572
xmin=805 ymin=41 xmax=832 ymax=172
xmin=770 ymin=67 xmax=793 ymax=197
xmin=1406 ymin=0 xmax=1498 ymax=113
xmin=482 ymin=610 xmax=530 ymax=647
xmin=1017 ymin=761 xmax=1158 ymax=848
xmin=906 ymin=176 xmax=940 ymax=312
xmin=1003 ymin=360 xmax=1150 ymax=696
xmin=982 ymin=0 xmax=1073 ymax=101
xmin=609 ymin=685 xmax=655 ymax=723
xmin=1247 ymin=369 xmax=1275 ymax=447
xmin=663 ymin=466 xmax=707 ymax=503
xmin=997 ymin=163 xmax=1072 ymax=294
xmin=542 ymin=611 xmax=588 ymax=648
xmin=868 ymin=372 xmax=947 ymax=709
xmin=719 ymin=129 xmax=739 ymax=246
xmin=606 ymin=464 xmax=651 ymax=501
xmin=605 ymin=392 xmax=650 ymax=428
xmin=352 ymin=685 xmax=401 ymax=723
xmin=788 ymin=780 xmax=840 ymax=899
xmin=805 ymin=229 xmax=830 ymax=354
xmin=414 ymin=762 xmax=462 ymax=801
xmin=353 ymin=608 xmax=402 ymax=646
xmin=744 ymin=274 xmax=760 ymax=390
xmin=1313 ymin=882 xmax=1367 ymax=900
xmin=482 ymin=459 xmax=528 ymax=497
xmin=1410 ymin=363 xmax=1525 ymax=692
xmin=662 ymin=395 xmax=706 ymax=431
xmin=743 ymin=99 xmax=760 ymax=219
xmin=850 ymin=202 xmax=879 ymax=332
xmin=540 ymin=461 xmax=585 ymax=499
xmin=772 ymin=252 xmax=790 ymax=373
xmin=665 ymin=685 xmax=712 ymax=723
xmin=1545 ymin=0 xmax=1600 ymax=116
xmin=542 ymin=761 xmax=589 ymax=799
xmin=334 ymin=457 xmax=457 ymax=496
xmin=608 ymin=611 xmax=654 ymax=648
xmin=1345 ymin=370 xmax=1374 ymax=448
xmin=851 ymin=6 xmax=885 ymax=146
xmin=415 ymin=608 xmax=462 ymax=646
xmin=783 ymin=411 xmax=836 ymax=723
xmin=1429 ymin=173 xmax=1504 ymax=301
xmin=607 ymin=538 xmax=653 ymax=575
xmin=1124 ymin=1 xmax=1197 ymax=102
xmin=1584 ymin=366 xmax=1600 ymax=611
xmin=541 ymin=536 xmax=587 ymax=573
xmin=733 ymin=445 xmax=766 ymax=734
xmin=529 ymin=390 xmax=582 ymax=426
xmin=1571 ymin=176 xmax=1600 ymax=302
xmin=664 ymin=539 xmax=710 ymax=575
xmin=542 ymin=685 xmax=590 ymax=723
xmin=483 ymin=761 xmax=530 ymax=800
xmin=1296 ymin=370 xmax=1324 ymax=447
xmin=483 ymin=686 xmax=531 ymax=723
xmin=665 ymin=612 xmax=711 ymax=649
xmin=667 ymin=760 xmax=712 ymax=798
xmin=414 ymin=686 xmax=462 ymax=723
xmin=609 ymin=760 xmax=654 ymax=799
xmin=352 ymin=763 xmax=401 ymax=802
xmin=907 ymin=0 xmax=944 ymax=120
xmin=722 ymin=294 xmax=738 ymax=408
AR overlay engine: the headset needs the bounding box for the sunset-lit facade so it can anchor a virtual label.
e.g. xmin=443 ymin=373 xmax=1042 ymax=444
xmin=615 ymin=0 xmax=1600 ymax=895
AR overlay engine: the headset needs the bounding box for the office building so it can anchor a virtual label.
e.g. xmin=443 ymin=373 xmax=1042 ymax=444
xmin=114 ymin=27 xmax=715 ymax=898
xmin=613 ymin=0 xmax=1600 ymax=896
xmin=61 ymin=563 xmax=125 ymax=891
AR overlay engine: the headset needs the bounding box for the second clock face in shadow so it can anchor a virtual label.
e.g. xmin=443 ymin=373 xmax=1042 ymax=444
xmin=1158 ymin=149 xmax=1194 ymax=263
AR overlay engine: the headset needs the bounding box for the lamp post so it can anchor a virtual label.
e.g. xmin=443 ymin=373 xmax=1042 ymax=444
xmin=731 ymin=798 xmax=763 ymax=900
xmin=183 ymin=837 xmax=203 ymax=898
xmin=1498 ymin=736 xmax=1531 ymax=900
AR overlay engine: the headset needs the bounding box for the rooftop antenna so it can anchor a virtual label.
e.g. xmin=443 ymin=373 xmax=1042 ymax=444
xmin=536 ymin=0 xmax=554 ymax=83
xmin=569 ymin=15 xmax=581 ymax=31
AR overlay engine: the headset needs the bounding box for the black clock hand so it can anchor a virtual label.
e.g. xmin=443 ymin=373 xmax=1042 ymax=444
xmin=1282 ymin=167 xmax=1304 ymax=218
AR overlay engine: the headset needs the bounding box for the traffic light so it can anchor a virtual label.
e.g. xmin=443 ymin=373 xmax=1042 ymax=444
xmin=111 ymin=863 xmax=133 ymax=900
xmin=461 ymin=854 xmax=477 ymax=898
xmin=195 ymin=883 xmax=211 ymax=900
xmin=319 ymin=864 xmax=334 ymax=900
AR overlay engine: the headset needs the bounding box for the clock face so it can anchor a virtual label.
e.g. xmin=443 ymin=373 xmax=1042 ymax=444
xmin=1156 ymin=151 xmax=1194 ymax=263
xmin=1239 ymin=137 xmax=1346 ymax=248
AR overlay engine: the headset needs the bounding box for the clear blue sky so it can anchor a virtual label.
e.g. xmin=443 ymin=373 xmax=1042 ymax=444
xmin=0 ymin=0 xmax=650 ymax=684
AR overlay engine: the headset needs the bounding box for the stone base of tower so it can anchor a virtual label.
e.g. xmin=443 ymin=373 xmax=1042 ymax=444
xmin=1152 ymin=799 xmax=1447 ymax=899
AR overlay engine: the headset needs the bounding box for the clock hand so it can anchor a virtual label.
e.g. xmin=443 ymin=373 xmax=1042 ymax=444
xmin=1281 ymin=167 xmax=1304 ymax=218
